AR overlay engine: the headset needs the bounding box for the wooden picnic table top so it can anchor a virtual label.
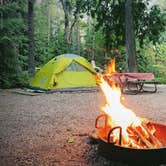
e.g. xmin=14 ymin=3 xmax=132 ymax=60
xmin=103 ymin=73 xmax=157 ymax=93
xmin=105 ymin=73 xmax=154 ymax=80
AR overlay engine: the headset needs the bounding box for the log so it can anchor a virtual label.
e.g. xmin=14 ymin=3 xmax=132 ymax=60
xmin=142 ymin=122 xmax=163 ymax=148
xmin=130 ymin=125 xmax=155 ymax=148
xmin=126 ymin=126 xmax=150 ymax=148
xmin=126 ymin=123 xmax=163 ymax=149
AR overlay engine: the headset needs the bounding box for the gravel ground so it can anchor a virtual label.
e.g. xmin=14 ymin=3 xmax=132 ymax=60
xmin=0 ymin=85 xmax=166 ymax=166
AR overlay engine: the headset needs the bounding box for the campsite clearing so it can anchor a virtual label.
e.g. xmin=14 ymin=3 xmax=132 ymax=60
xmin=0 ymin=85 xmax=166 ymax=166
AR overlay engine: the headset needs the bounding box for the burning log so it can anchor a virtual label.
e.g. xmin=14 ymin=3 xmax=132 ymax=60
xmin=130 ymin=125 xmax=155 ymax=148
xmin=96 ymin=122 xmax=166 ymax=165
xmin=142 ymin=122 xmax=163 ymax=148
xmin=126 ymin=122 xmax=163 ymax=149
xmin=95 ymin=114 xmax=163 ymax=149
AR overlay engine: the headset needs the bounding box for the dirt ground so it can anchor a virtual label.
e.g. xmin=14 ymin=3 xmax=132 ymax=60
xmin=0 ymin=85 xmax=166 ymax=166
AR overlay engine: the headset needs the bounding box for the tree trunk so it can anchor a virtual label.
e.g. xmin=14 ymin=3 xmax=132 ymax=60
xmin=47 ymin=0 xmax=51 ymax=43
xmin=64 ymin=8 xmax=69 ymax=44
xmin=60 ymin=0 xmax=70 ymax=46
xmin=0 ymin=0 xmax=3 ymax=29
xmin=28 ymin=0 xmax=35 ymax=75
xmin=76 ymin=21 xmax=80 ymax=55
xmin=125 ymin=0 xmax=137 ymax=72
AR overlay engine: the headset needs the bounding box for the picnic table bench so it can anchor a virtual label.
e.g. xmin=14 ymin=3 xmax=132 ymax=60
xmin=104 ymin=73 xmax=159 ymax=94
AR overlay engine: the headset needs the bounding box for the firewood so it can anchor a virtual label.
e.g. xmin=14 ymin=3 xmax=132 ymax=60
xmin=142 ymin=122 xmax=163 ymax=148
xmin=130 ymin=125 xmax=154 ymax=148
xmin=126 ymin=123 xmax=163 ymax=149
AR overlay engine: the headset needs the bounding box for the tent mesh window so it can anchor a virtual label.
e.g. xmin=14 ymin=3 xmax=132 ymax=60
xmin=66 ymin=61 xmax=87 ymax=71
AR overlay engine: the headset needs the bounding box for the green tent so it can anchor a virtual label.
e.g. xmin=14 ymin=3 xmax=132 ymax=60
xmin=29 ymin=54 xmax=97 ymax=90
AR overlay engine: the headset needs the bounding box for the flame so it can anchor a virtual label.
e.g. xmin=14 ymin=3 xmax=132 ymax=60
xmin=98 ymin=60 xmax=145 ymax=147
xmin=105 ymin=59 xmax=116 ymax=74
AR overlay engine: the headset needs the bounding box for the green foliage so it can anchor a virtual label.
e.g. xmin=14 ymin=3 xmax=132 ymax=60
xmin=153 ymin=43 xmax=166 ymax=78
xmin=34 ymin=0 xmax=76 ymax=65
xmin=80 ymin=0 xmax=166 ymax=54
xmin=83 ymin=23 xmax=105 ymax=65
xmin=115 ymin=46 xmax=127 ymax=72
xmin=1 ymin=0 xmax=166 ymax=87
xmin=155 ymin=77 xmax=166 ymax=84
xmin=83 ymin=22 xmax=126 ymax=71
xmin=136 ymin=41 xmax=166 ymax=83
xmin=0 ymin=0 xmax=29 ymax=88
xmin=53 ymin=30 xmax=69 ymax=55
xmin=136 ymin=48 xmax=152 ymax=73
xmin=34 ymin=1 xmax=51 ymax=66
xmin=0 ymin=37 xmax=19 ymax=87
xmin=136 ymin=4 xmax=166 ymax=46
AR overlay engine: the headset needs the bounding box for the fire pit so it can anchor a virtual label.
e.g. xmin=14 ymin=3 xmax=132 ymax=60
xmin=95 ymin=60 xmax=166 ymax=164
xmin=95 ymin=114 xmax=166 ymax=165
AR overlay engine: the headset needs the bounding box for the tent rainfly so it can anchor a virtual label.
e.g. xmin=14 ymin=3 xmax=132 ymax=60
xmin=29 ymin=54 xmax=97 ymax=90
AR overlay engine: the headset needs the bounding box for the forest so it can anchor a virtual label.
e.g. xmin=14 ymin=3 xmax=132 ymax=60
xmin=0 ymin=0 xmax=166 ymax=88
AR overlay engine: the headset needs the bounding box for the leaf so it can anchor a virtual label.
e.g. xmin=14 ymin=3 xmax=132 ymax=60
xmin=67 ymin=137 xmax=75 ymax=143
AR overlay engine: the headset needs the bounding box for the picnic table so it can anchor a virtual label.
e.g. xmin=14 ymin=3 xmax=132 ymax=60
xmin=104 ymin=73 xmax=158 ymax=94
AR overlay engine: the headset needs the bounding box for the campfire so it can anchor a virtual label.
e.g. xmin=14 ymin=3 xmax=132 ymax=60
xmin=95 ymin=60 xmax=166 ymax=150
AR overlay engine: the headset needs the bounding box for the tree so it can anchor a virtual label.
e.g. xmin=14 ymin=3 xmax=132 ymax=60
xmin=0 ymin=0 xmax=28 ymax=88
xmin=125 ymin=0 xmax=137 ymax=72
xmin=59 ymin=0 xmax=83 ymax=51
xmin=59 ymin=0 xmax=71 ymax=46
xmin=80 ymin=0 xmax=166 ymax=71
xmin=28 ymin=0 xmax=35 ymax=75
